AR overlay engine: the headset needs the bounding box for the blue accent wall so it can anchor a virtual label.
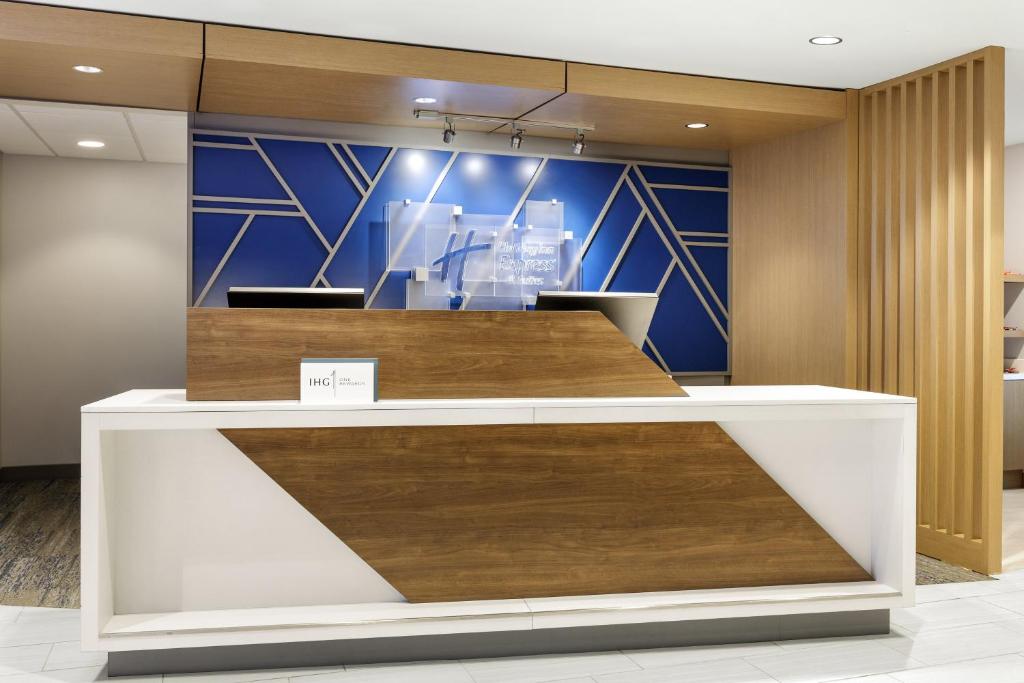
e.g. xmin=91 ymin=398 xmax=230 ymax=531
xmin=190 ymin=132 xmax=730 ymax=374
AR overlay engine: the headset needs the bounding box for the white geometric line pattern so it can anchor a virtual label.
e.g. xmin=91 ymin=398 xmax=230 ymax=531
xmin=635 ymin=166 xmax=729 ymax=322
xmin=505 ymin=157 xmax=548 ymax=227
xmin=327 ymin=144 xmax=368 ymax=198
xmin=622 ymin=174 xmax=729 ymax=343
xmin=249 ymin=137 xmax=332 ymax=251
xmin=340 ymin=142 xmax=373 ymax=188
xmin=193 ymin=196 xmax=297 ymax=205
xmin=600 ymin=211 xmax=645 ymax=293
xmin=364 ymin=150 xmax=460 ymax=308
xmin=194 ymin=214 xmax=254 ymax=307
xmin=311 ymin=147 xmax=397 ymax=288
xmin=190 ymin=129 xmax=729 ymax=373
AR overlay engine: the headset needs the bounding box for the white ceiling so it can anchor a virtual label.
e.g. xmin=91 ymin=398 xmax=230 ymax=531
xmin=14 ymin=0 xmax=1024 ymax=144
xmin=0 ymin=100 xmax=187 ymax=163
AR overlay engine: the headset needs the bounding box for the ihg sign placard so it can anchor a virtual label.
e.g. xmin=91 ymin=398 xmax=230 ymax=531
xmin=300 ymin=358 xmax=378 ymax=404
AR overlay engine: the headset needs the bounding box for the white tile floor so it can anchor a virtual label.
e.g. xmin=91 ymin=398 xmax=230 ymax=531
xmin=1005 ymin=489 xmax=1024 ymax=574
xmin=5 ymin=572 xmax=1024 ymax=683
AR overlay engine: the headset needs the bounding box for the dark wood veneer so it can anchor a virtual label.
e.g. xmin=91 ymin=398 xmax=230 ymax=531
xmin=223 ymin=422 xmax=872 ymax=603
xmin=187 ymin=308 xmax=683 ymax=400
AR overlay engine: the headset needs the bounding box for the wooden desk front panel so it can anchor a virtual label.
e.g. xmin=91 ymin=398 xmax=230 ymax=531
xmin=223 ymin=421 xmax=872 ymax=603
xmin=187 ymin=308 xmax=683 ymax=400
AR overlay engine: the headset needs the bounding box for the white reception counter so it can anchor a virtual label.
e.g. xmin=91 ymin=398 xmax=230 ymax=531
xmin=81 ymin=385 xmax=916 ymax=673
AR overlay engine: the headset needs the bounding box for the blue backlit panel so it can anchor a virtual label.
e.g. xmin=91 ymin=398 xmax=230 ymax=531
xmin=608 ymin=219 xmax=672 ymax=294
xmin=581 ymin=186 xmax=641 ymax=292
xmin=190 ymin=131 xmax=730 ymax=374
xmin=257 ymin=138 xmax=362 ymax=244
xmin=202 ymin=215 xmax=328 ymax=308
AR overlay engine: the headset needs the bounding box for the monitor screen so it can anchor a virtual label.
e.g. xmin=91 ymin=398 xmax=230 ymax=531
xmin=534 ymin=291 xmax=658 ymax=349
xmin=226 ymin=287 xmax=365 ymax=309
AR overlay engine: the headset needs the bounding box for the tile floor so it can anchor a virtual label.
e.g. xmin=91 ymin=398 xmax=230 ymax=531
xmin=3 ymin=571 xmax=1024 ymax=682
xmin=1006 ymin=489 xmax=1024 ymax=574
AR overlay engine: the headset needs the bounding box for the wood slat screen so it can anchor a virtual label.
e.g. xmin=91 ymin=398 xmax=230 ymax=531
xmin=858 ymin=47 xmax=1004 ymax=572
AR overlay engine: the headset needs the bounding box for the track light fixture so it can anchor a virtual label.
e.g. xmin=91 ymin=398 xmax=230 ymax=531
xmin=571 ymin=131 xmax=586 ymax=156
xmin=414 ymin=109 xmax=594 ymax=155
xmin=442 ymin=118 xmax=456 ymax=145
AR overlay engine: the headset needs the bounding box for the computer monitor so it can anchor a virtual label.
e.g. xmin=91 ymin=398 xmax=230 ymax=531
xmin=534 ymin=291 xmax=658 ymax=349
xmin=227 ymin=287 xmax=365 ymax=309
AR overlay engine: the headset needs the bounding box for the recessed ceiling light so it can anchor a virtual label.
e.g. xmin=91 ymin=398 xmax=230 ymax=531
xmin=77 ymin=140 xmax=106 ymax=149
xmin=414 ymin=97 xmax=437 ymax=104
xmin=809 ymin=36 xmax=842 ymax=45
xmin=685 ymin=122 xmax=709 ymax=129
xmin=73 ymin=65 xmax=103 ymax=74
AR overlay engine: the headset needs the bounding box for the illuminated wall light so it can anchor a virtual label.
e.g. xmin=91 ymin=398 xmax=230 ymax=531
xmin=465 ymin=156 xmax=485 ymax=175
xmin=405 ymin=151 xmax=426 ymax=171
xmin=809 ymin=35 xmax=842 ymax=45
xmin=414 ymin=97 xmax=437 ymax=104
xmin=77 ymin=140 xmax=106 ymax=149
xmin=685 ymin=122 xmax=709 ymax=129
xmin=73 ymin=65 xmax=103 ymax=74
xmin=520 ymin=160 xmax=539 ymax=179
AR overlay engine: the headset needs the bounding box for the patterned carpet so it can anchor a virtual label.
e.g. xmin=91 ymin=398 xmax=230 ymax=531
xmin=0 ymin=478 xmax=1002 ymax=608
xmin=915 ymin=552 xmax=993 ymax=584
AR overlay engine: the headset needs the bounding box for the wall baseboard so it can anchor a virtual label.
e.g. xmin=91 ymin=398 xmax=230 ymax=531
xmin=0 ymin=464 xmax=81 ymax=481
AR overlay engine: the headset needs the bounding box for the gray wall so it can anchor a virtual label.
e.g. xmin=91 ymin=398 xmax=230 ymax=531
xmin=0 ymin=155 xmax=186 ymax=467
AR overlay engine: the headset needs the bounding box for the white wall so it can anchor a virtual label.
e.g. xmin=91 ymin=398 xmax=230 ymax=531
xmin=0 ymin=155 xmax=186 ymax=467
xmin=1007 ymin=143 xmax=1024 ymax=367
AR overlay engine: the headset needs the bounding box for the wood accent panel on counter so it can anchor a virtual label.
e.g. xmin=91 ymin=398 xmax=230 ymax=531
xmin=730 ymin=92 xmax=858 ymax=386
xmin=858 ymin=47 xmax=1004 ymax=573
xmin=223 ymin=422 xmax=872 ymax=602
xmin=187 ymin=308 xmax=682 ymax=400
xmin=0 ymin=1 xmax=202 ymax=111
xmin=525 ymin=63 xmax=847 ymax=150
xmin=200 ymin=25 xmax=565 ymax=130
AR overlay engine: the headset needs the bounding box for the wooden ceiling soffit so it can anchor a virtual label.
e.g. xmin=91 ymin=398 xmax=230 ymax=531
xmin=526 ymin=62 xmax=849 ymax=149
xmin=200 ymin=25 xmax=566 ymax=131
xmin=0 ymin=1 xmax=202 ymax=111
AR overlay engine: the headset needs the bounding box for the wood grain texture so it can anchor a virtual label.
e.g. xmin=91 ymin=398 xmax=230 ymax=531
xmin=525 ymin=63 xmax=847 ymax=150
xmin=200 ymin=25 xmax=564 ymax=130
xmin=222 ymin=422 xmax=872 ymax=602
xmin=730 ymin=118 xmax=855 ymax=386
xmin=858 ymin=47 xmax=1004 ymax=573
xmin=186 ymin=308 xmax=682 ymax=400
xmin=1005 ymin=380 xmax=1024 ymax=473
xmin=0 ymin=1 xmax=202 ymax=111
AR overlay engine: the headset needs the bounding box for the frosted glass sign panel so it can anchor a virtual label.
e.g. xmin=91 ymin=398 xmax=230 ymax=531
xmin=384 ymin=200 xmax=580 ymax=309
xmin=424 ymin=223 xmax=497 ymax=298
xmin=525 ymin=199 xmax=564 ymax=231
xmin=386 ymin=201 xmax=456 ymax=271
xmin=503 ymin=227 xmax=562 ymax=300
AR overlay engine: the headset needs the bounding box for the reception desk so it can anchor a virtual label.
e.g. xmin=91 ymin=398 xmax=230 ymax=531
xmin=81 ymin=310 xmax=915 ymax=674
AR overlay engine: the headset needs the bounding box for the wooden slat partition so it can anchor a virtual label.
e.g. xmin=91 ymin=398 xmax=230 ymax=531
xmin=858 ymin=47 xmax=1004 ymax=573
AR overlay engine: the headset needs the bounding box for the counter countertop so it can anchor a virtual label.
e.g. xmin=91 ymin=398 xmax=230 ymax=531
xmin=83 ymin=386 xmax=916 ymax=413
